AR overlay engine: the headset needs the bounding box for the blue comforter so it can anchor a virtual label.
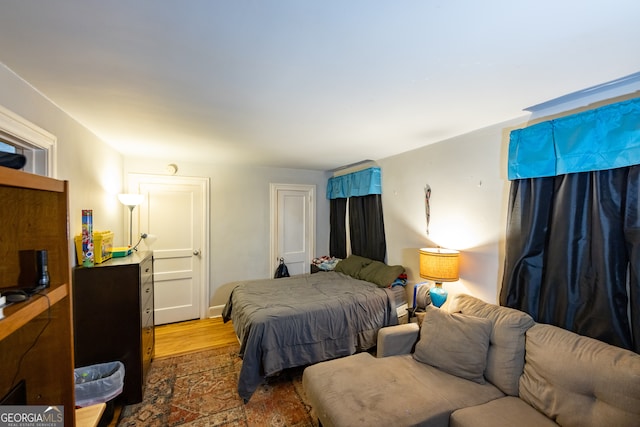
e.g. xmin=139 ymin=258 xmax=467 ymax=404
xmin=222 ymin=271 xmax=399 ymax=402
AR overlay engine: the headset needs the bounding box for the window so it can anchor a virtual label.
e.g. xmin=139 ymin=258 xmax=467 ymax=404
xmin=0 ymin=140 xmax=18 ymax=154
xmin=0 ymin=105 xmax=56 ymax=177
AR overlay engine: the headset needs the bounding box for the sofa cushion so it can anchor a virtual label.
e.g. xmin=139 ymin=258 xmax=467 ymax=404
xmin=450 ymin=294 xmax=535 ymax=396
xmin=377 ymin=323 xmax=420 ymax=357
xmin=413 ymin=305 xmax=492 ymax=384
xmin=450 ymin=396 xmax=558 ymax=427
xmin=302 ymin=352 xmax=505 ymax=427
xmin=520 ymin=323 xmax=640 ymax=427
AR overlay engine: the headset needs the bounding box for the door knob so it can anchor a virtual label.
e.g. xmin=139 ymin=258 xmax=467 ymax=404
xmin=193 ymin=250 xmax=200 ymax=256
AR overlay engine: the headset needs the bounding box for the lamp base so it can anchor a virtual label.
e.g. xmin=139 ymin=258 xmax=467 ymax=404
xmin=430 ymin=284 xmax=448 ymax=308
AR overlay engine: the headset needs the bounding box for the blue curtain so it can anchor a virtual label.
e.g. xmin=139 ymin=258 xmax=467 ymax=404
xmin=502 ymin=98 xmax=640 ymax=353
xmin=327 ymin=167 xmax=381 ymax=199
xmin=509 ymin=97 xmax=640 ymax=180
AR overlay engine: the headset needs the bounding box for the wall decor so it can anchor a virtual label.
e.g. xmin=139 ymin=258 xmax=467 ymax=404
xmin=425 ymin=184 xmax=431 ymax=235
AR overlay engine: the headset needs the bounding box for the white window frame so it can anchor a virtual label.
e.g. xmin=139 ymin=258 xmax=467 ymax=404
xmin=0 ymin=104 xmax=56 ymax=177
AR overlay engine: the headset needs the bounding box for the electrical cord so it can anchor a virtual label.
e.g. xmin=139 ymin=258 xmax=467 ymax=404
xmin=10 ymin=291 xmax=52 ymax=389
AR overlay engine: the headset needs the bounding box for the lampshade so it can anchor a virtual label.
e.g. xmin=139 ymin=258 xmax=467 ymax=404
xmin=419 ymin=248 xmax=460 ymax=282
xmin=117 ymin=193 xmax=144 ymax=207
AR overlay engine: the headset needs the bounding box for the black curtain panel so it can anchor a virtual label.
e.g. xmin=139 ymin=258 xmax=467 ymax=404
xmin=500 ymin=166 xmax=640 ymax=353
xmin=329 ymin=198 xmax=347 ymax=259
xmin=625 ymin=165 xmax=640 ymax=353
xmin=349 ymin=195 xmax=387 ymax=262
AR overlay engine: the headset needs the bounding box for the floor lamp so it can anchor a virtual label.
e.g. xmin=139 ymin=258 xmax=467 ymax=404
xmin=118 ymin=193 xmax=144 ymax=246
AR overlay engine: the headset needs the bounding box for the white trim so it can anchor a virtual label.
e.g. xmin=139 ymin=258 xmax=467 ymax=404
xmin=330 ymin=159 xmax=377 ymax=175
xmin=0 ymin=104 xmax=57 ymax=177
xmin=524 ymin=72 xmax=640 ymax=120
xmin=208 ymin=304 xmax=226 ymax=318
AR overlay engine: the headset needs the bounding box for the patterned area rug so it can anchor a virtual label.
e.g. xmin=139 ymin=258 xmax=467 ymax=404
xmin=117 ymin=344 xmax=318 ymax=427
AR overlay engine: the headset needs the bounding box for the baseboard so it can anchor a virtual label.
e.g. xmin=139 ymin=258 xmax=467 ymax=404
xmin=208 ymin=304 xmax=225 ymax=318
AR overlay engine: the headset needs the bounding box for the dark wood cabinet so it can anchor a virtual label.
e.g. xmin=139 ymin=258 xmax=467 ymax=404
xmin=73 ymin=251 xmax=155 ymax=404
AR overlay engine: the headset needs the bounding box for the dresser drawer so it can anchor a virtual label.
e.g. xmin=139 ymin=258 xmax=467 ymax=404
xmin=141 ymin=280 xmax=153 ymax=309
xmin=142 ymin=303 xmax=154 ymax=327
xmin=142 ymin=325 xmax=154 ymax=379
xmin=143 ymin=325 xmax=154 ymax=357
xmin=141 ymin=258 xmax=153 ymax=286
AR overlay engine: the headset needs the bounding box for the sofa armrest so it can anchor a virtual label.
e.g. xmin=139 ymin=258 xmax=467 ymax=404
xmin=377 ymin=323 xmax=420 ymax=357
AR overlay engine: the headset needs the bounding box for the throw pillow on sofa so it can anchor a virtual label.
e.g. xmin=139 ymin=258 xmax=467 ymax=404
xmin=413 ymin=305 xmax=492 ymax=384
xmin=450 ymin=293 xmax=535 ymax=396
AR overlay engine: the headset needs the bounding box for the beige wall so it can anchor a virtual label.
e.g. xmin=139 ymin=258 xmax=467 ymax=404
xmin=0 ymin=64 xmax=124 ymax=264
xmin=0 ymin=65 xmax=331 ymax=312
xmin=1 ymin=60 xmax=530 ymax=310
xmin=123 ymin=157 xmax=331 ymax=311
xmin=378 ymin=118 xmax=526 ymax=304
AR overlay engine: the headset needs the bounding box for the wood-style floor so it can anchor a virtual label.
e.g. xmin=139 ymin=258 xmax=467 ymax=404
xmin=154 ymin=317 xmax=238 ymax=358
xmin=108 ymin=317 xmax=237 ymax=426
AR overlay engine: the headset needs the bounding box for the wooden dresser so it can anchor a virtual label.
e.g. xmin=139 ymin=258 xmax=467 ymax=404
xmin=72 ymin=251 xmax=155 ymax=404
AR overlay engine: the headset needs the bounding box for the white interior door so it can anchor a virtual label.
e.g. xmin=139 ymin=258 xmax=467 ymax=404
xmin=270 ymin=184 xmax=315 ymax=276
xmin=128 ymin=174 xmax=209 ymax=325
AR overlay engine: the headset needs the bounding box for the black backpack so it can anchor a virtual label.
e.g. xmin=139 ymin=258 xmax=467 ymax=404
xmin=274 ymin=258 xmax=290 ymax=278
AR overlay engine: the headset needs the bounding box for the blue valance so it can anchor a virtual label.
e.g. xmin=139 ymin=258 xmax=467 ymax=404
xmin=326 ymin=167 xmax=382 ymax=199
xmin=508 ymin=97 xmax=640 ymax=180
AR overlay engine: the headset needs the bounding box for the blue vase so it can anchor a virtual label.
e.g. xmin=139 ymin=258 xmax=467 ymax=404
xmin=430 ymin=284 xmax=448 ymax=308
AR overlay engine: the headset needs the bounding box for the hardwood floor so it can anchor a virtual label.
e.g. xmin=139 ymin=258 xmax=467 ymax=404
xmin=154 ymin=317 xmax=238 ymax=358
xmin=108 ymin=317 xmax=237 ymax=426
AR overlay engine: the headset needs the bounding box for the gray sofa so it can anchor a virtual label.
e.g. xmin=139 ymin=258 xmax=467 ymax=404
xmin=302 ymin=294 xmax=640 ymax=427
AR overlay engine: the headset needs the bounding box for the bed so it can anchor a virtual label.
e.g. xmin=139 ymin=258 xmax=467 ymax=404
xmin=222 ymin=255 xmax=408 ymax=402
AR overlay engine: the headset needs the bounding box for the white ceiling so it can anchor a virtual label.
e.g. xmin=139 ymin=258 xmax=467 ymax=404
xmin=1 ymin=1 xmax=640 ymax=171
